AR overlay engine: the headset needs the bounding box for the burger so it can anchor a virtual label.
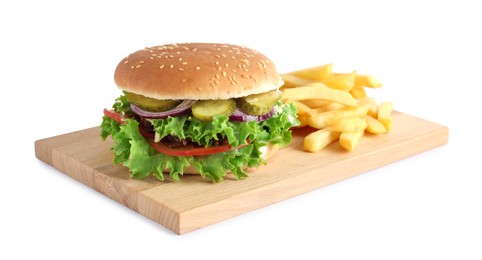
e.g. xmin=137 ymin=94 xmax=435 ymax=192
xmin=101 ymin=43 xmax=298 ymax=182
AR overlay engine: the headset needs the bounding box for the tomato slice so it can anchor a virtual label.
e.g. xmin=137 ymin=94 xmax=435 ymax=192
xmin=103 ymin=108 xmax=248 ymax=157
xmin=103 ymin=108 xmax=126 ymax=124
xmin=148 ymin=139 xmax=249 ymax=157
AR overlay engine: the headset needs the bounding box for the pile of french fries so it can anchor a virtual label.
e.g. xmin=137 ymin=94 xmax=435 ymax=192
xmin=280 ymin=64 xmax=392 ymax=152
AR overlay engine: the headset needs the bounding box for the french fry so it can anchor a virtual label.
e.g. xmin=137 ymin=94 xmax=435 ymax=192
xmin=297 ymin=115 xmax=311 ymax=127
xmin=281 ymin=83 xmax=358 ymax=107
xmin=287 ymin=63 xmax=333 ymax=82
xmin=339 ymin=129 xmax=365 ymax=151
xmin=324 ymin=70 xmax=356 ymax=91
xmin=312 ymin=102 xmax=346 ymax=113
xmin=308 ymin=102 xmax=369 ymax=129
xmin=280 ymin=63 xmax=391 ymax=152
xmin=330 ymin=117 xmax=368 ymax=132
xmin=378 ymin=101 xmax=393 ymax=131
xmin=281 ymin=74 xmax=312 ymax=88
xmin=354 ymin=75 xmax=382 ymax=88
xmin=304 ymin=129 xmax=340 ymax=152
xmin=301 ymin=99 xmax=332 ymax=108
xmin=292 ymin=100 xmax=314 ymax=117
xmin=366 ymin=115 xmax=387 ymax=134
xmin=349 ymin=86 xmax=367 ymax=99
xmin=362 ymin=97 xmax=378 ymax=117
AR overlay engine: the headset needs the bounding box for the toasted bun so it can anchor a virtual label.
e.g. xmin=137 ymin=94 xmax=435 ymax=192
xmin=178 ymin=144 xmax=279 ymax=175
xmin=114 ymin=43 xmax=283 ymax=100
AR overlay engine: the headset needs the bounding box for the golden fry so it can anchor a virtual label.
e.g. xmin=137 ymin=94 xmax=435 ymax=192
xmin=378 ymin=101 xmax=393 ymax=132
xmin=297 ymin=115 xmax=311 ymax=127
xmin=355 ymin=75 xmax=382 ymax=88
xmin=301 ymin=99 xmax=332 ymax=108
xmin=366 ymin=115 xmax=387 ymax=134
xmin=281 ymin=83 xmax=358 ymax=107
xmin=292 ymin=100 xmax=314 ymax=117
xmin=308 ymin=102 xmax=369 ymax=129
xmin=281 ymin=74 xmax=312 ymax=88
xmin=287 ymin=63 xmax=333 ymax=82
xmin=339 ymin=129 xmax=365 ymax=151
xmin=280 ymin=63 xmax=390 ymax=153
xmin=349 ymin=86 xmax=367 ymax=99
xmin=304 ymin=129 xmax=340 ymax=152
xmin=312 ymin=102 xmax=346 ymax=113
xmin=330 ymin=117 xmax=368 ymax=132
xmin=324 ymin=70 xmax=356 ymax=91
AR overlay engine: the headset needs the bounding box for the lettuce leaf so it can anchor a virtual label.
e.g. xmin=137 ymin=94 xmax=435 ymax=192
xmin=101 ymin=97 xmax=299 ymax=182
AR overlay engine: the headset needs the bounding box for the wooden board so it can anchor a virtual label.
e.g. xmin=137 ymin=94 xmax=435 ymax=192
xmin=35 ymin=111 xmax=448 ymax=234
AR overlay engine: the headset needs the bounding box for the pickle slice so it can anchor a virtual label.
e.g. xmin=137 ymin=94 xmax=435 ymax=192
xmin=192 ymin=99 xmax=236 ymax=122
xmin=125 ymin=92 xmax=181 ymax=112
xmin=237 ymin=90 xmax=282 ymax=115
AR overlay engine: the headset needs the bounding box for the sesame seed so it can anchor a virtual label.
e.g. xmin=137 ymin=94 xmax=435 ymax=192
xmin=182 ymin=79 xmax=187 ymax=82
xmin=182 ymin=62 xmax=188 ymax=65
xmin=179 ymin=57 xmax=183 ymax=61
xmin=160 ymin=64 xmax=165 ymax=69
xmin=192 ymin=48 xmax=197 ymax=52
xmin=135 ymin=64 xmax=141 ymax=69
xmin=217 ymin=66 xmax=222 ymax=71
xmin=178 ymin=68 xmax=184 ymax=71
xmin=169 ymin=55 xmax=174 ymax=58
xmin=139 ymin=61 xmax=144 ymax=64
xmin=215 ymin=74 xmax=220 ymax=79
xmin=221 ymin=54 xmax=226 ymax=57
xmin=244 ymin=68 xmax=249 ymax=72
xmin=130 ymin=65 xmax=134 ymax=69
xmin=232 ymin=69 xmax=237 ymax=72
xmin=222 ymin=71 xmax=227 ymax=77
xmin=124 ymin=60 xmax=129 ymax=64
xmin=150 ymin=57 xmax=154 ymax=60
xmin=214 ymin=79 xmax=220 ymax=85
xmin=170 ymin=64 xmax=174 ymax=69
xmin=215 ymin=61 xmax=219 ymax=65
xmin=225 ymin=64 xmax=229 ymax=68
xmin=231 ymin=56 xmax=236 ymax=59
xmin=195 ymin=66 xmax=201 ymax=70
xmin=215 ymin=55 xmax=221 ymax=58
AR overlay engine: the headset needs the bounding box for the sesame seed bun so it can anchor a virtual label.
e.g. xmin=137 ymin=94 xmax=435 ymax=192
xmin=114 ymin=43 xmax=283 ymax=100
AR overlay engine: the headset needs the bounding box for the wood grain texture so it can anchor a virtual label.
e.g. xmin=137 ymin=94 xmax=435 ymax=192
xmin=35 ymin=111 xmax=448 ymax=234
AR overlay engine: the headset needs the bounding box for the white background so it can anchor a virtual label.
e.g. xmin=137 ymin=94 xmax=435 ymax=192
xmin=1 ymin=0 xmax=481 ymax=259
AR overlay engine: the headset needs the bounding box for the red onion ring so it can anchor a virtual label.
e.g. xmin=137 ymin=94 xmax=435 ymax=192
xmin=130 ymin=100 xmax=196 ymax=119
xmin=229 ymin=108 xmax=275 ymax=122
